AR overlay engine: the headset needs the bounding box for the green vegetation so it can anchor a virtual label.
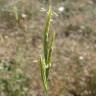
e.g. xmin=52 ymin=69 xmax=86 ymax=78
xmin=40 ymin=6 xmax=55 ymax=95
xmin=0 ymin=59 xmax=30 ymax=96
xmin=0 ymin=0 xmax=96 ymax=96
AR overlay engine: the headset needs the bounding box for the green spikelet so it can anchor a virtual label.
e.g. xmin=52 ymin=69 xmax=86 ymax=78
xmin=13 ymin=6 xmax=19 ymax=22
xmin=40 ymin=6 xmax=55 ymax=95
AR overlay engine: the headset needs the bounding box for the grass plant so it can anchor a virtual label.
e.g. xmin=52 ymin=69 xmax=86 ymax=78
xmin=40 ymin=5 xmax=55 ymax=95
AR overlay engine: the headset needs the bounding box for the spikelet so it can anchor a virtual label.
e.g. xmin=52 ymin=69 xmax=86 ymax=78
xmin=40 ymin=6 xmax=55 ymax=95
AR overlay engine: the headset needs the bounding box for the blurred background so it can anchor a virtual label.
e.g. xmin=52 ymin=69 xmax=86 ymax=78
xmin=0 ymin=0 xmax=96 ymax=96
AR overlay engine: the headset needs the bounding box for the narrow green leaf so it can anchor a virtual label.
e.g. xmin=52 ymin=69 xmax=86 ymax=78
xmin=48 ymin=31 xmax=55 ymax=67
xmin=40 ymin=57 xmax=48 ymax=92
xmin=40 ymin=57 xmax=44 ymax=83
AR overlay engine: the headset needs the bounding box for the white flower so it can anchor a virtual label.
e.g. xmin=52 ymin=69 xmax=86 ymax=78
xmin=80 ymin=25 xmax=85 ymax=30
xmin=58 ymin=6 xmax=64 ymax=12
xmin=79 ymin=56 xmax=84 ymax=60
xmin=21 ymin=13 xmax=27 ymax=18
